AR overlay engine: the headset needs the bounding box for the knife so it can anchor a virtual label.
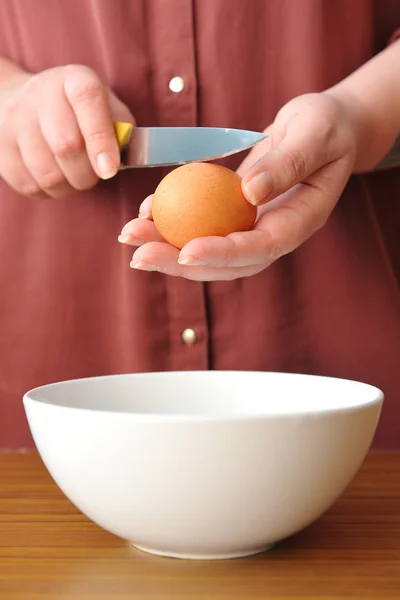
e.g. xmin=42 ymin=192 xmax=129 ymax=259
xmin=114 ymin=122 xmax=266 ymax=168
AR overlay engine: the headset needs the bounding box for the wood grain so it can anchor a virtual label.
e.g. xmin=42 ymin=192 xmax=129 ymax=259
xmin=0 ymin=452 xmax=399 ymax=599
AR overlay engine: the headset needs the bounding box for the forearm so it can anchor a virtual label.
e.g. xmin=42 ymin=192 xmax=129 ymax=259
xmin=326 ymin=40 xmax=400 ymax=173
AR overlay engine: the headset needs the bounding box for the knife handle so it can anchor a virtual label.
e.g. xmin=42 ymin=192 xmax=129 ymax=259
xmin=114 ymin=121 xmax=134 ymax=151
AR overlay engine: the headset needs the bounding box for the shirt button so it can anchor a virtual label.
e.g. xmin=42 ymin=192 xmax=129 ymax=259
xmin=181 ymin=328 xmax=197 ymax=345
xmin=169 ymin=76 xmax=185 ymax=93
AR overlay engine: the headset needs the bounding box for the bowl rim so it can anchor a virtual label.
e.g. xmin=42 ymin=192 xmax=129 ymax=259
xmin=22 ymin=370 xmax=384 ymax=423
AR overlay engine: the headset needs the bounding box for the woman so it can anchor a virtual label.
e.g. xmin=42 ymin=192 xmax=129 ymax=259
xmin=0 ymin=0 xmax=399 ymax=448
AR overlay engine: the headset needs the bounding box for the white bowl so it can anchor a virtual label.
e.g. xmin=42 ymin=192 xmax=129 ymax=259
xmin=23 ymin=371 xmax=383 ymax=560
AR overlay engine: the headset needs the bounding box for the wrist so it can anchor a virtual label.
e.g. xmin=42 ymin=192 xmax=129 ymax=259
xmin=324 ymin=43 xmax=400 ymax=173
xmin=325 ymin=84 xmax=400 ymax=173
xmin=323 ymin=87 xmax=368 ymax=171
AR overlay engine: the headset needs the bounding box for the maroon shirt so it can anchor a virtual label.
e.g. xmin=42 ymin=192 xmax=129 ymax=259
xmin=0 ymin=0 xmax=399 ymax=448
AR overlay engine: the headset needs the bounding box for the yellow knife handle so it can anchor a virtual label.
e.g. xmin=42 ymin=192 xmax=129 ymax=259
xmin=114 ymin=121 xmax=134 ymax=151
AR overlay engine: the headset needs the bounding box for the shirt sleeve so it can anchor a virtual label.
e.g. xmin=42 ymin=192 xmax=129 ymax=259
xmin=388 ymin=29 xmax=400 ymax=44
xmin=373 ymin=0 xmax=400 ymax=50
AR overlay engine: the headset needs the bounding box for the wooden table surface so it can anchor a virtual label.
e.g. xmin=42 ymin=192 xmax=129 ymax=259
xmin=0 ymin=452 xmax=399 ymax=600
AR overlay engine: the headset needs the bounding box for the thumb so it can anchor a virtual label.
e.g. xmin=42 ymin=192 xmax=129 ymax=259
xmin=242 ymin=119 xmax=334 ymax=206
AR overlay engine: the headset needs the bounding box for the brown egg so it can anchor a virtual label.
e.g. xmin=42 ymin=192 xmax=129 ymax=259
xmin=152 ymin=162 xmax=257 ymax=249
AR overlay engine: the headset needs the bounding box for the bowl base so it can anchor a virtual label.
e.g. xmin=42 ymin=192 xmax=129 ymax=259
xmin=132 ymin=542 xmax=275 ymax=560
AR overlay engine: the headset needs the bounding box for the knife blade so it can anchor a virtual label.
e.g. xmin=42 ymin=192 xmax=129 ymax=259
xmin=113 ymin=122 xmax=266 ymax=168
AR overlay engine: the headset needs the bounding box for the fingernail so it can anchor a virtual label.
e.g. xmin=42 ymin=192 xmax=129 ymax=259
xmin=118 ymin=234 xmax=145 ymax=246
xmin=118 ymin=235 xmax=131 ymax=244
xmin=130 ymin=260 xmax=159 ymax=271
xmin=138 ymin=211 xmax=151 ymax=219
xmin=178 ymin=257 xmax=207 ymax=266
xmin=96 ymin=152 xmax=118 ymax=179
xmin=243 ymin=172 xmax=273 ymax=205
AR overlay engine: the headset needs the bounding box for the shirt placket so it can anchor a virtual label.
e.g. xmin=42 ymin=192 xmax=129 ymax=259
xmin=149 ymin=0 xmax=197 ymax=127
xmin=149 ymin=0 xmax=209 ymax=370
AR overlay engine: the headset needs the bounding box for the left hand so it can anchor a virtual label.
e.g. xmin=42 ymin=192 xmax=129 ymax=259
xmin=119 ymin=92 xmax=358 ymax=281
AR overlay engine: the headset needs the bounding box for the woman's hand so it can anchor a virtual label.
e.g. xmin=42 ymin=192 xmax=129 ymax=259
xmin=119 ymin=92 xmax=358 ymax=281
xmin=0 ymin=64 xmax=134 ymax=198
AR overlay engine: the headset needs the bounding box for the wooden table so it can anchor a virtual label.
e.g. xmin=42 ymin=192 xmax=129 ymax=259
xmin=0 ymin=452 xmax=399 ymax=600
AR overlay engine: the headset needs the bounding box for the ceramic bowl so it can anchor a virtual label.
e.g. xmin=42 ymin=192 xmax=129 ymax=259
xmin=23 ymin=371 xmax=383 ymax=560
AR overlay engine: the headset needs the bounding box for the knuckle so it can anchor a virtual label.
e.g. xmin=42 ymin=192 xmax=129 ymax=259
xmin=294 ymin=197 xmax=329 ymax=234
xmin=23 ymin=74 xmax=40 ymax=93
xmin=251 ymin=229 xmax=281 ymax=264
xmin=37 ymin=170 xmax=65 ymax=190
xmin=72 ymin=79 xmax=103 ymax=103
xmin=64 ymin=68 xmax=103 ymax=104
xmin=73 ymin=173 xmax=99 ymax=192
xmin=0 ymin=92 xmax=25 ymax=125
xmin=220 ymin=239 xmax=236 ymax=267
xmin=2 ymin=94 xmax=18 ymax=117
xmin=267 ymin=241 xmax=281 ymax=262
xmin=0 ymin=84 xmax=35 ymax=127
xmin=64 ymin=64 xmax=96 ymax=79
xmin=52 ymin=134 xmax=84 ymax=158
xmin=17 ymin=181 xmax=42 ymax=197
xmin=261 ymin=229 xmax=282 ymax=262
xmin=313 ymin=207 xmax=330 ymax=232
xmin=15 ymin=75 xmax=43 ymax=103
xmin=85 ymin=129 xmax=112 ymax=148
xmin=283 ymin=148 xmax=307 ymax=186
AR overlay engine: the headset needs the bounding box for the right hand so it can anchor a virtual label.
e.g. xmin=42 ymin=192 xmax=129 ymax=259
xmin=0 ymin=64 xmax=134 ymax=198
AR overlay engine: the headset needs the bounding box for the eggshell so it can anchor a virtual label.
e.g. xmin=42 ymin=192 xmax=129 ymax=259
xmin=152 ymin=162 xmax=257 ymax=249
